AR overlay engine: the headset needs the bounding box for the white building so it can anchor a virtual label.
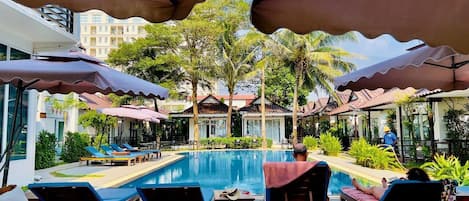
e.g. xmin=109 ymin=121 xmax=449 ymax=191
xmin=0 ymin=1 xmax=79 ymax=186
xmin=79 ymin=10 xmax=148 ymax=61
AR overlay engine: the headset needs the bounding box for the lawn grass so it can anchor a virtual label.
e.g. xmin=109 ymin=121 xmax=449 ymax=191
xmin=50 ymin=171 xmax=104 ymax=178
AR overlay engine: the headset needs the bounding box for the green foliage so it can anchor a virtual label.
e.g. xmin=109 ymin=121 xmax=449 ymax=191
xmin=45 ymin=93 xmax=87 ymax=113
xmin=421 ymin=154 xmax=469 ymax=185
xmin=79 ymin=110 xmax=117 ymax=149
xmin=91 ymin=134 xmax=108 ymax=149
xmin=35 ymin=130 xmax=56 ymax=170
xmin=318 ymin=120 xmax=331 ymax=134
xmin=319 ymin=133 xmax=342 ymax=156
xmin=349 ymin=138 xmax=403 ymax=169
xmin=385 ymin=110 xmax=397 ymax=133
xmin=263 ymin=65 xmax=308 ymax=107
xmin=61 ymin=132 xmax=90 ymax=163
xmin=303 ymin=136 xmax=319 ymax=150
xmin=199 ymin=137 xmax=268 ymax=149
xmin=443 ymin=108 xmax=466 ymax=140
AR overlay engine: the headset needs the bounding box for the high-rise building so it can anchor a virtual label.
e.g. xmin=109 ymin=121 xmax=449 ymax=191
xmin=79 ymin=10 xmax=148 ymax=61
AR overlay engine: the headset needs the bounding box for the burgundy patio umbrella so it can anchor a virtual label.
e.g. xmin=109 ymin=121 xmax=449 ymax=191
xmin=13 ymin=0 xmax=204 ymax=23
xmin=334 ymin=45 xmax=469 ymax=91
xmin=251 ymin=0 xmax=469 ymax=54
xmin=0 ymin=51 xmax=169 ymax=186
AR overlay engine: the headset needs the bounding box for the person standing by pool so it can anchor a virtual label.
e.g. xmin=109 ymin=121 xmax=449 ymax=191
xmin=293 ymin=143 xmax=308 ymax=161
xmin=383 ymin=126 xmax=397 ymax=150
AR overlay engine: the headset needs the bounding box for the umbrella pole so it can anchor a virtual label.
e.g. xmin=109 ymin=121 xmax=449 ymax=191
xmin=2 ymin=82 xmax=24 ymax=187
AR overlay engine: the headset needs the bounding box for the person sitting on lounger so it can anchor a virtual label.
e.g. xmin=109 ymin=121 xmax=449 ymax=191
xmin=293 ymin=143 xmax=308 ymax=161
xmin=351 ymin=167 xmax=430 ymax=200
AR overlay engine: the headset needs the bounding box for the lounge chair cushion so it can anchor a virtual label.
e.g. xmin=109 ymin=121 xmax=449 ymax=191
xmin=340 ymin=187 xmax=377 ymax=201
xmin=137 ymin=182 xmax=212 ymax=201
xmin=340 ymin=180 xmax=443 ymax=201
xmin=28 ymin=182 xmax=137 ymax=201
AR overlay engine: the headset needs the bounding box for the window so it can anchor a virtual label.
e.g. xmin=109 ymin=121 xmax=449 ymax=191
xmin=8 ymin=48 xmax=30 ymax=160
xmin=0 ymin=44 xmax=6 ymax=61
xmin=92 ymin=14 xmax=101 ymax=23
xmin=107 ymin=16 xmax=114 ymax=23
xmin=80 ymin=14 xmax=88 ymax=23
xmin=98 ymin=48 xmax=102 ymax=55
xmin=90 ymin=48 xmax=96 ymax=56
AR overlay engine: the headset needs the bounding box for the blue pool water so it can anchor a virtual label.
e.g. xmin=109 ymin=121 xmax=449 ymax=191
xmin=123 ymin=150 xmax=366 ymax=195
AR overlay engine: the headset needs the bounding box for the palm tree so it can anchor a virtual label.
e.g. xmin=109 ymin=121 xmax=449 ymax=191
xmin=270 ymin=30 xmax=357 ymax=144
xmin=215 ymin=31 xmax=259 ymax=137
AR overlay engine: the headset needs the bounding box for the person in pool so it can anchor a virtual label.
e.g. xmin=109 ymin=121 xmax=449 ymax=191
xmin=351 ymin=167 xmax=430 ymax=200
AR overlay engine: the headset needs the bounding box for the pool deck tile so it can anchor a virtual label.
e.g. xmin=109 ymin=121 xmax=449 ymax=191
xmin=34 ymin=153 xmax=184 ymax=188
xmin=309 ymin=151 xmax=406 ymax=184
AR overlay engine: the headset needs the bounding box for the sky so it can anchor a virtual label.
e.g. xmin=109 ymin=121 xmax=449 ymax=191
xmin=217 ymin=32 xmax=422 ymax=100
xmin=306 ymin=33 xmax=421 ymax=100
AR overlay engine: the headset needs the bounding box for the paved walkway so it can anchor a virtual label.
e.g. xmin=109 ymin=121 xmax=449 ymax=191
xmin=35 ymin=153 xmax=184 ymax=188
xmin=309 ymin=151 xmax=406 ymax=184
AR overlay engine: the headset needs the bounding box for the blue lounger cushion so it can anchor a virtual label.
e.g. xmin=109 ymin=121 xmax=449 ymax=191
xmin=123 ymin=143 xmax=160 ymax=153
xmin=101 ymin=145 xmax=146 ymax=157
xmin=85 ymin=146 xmax=135 ymax=159
xmin=137 ymin=182 xmax=213 ymax=201
xmin=28 ymin=182 xmax=138 ymax=201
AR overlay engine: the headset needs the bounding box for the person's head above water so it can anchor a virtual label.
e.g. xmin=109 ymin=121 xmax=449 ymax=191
xmin=406 ymin=168 xmax=430 ymax=181
xmin=293 ymin=143 xmax=308 ymax=161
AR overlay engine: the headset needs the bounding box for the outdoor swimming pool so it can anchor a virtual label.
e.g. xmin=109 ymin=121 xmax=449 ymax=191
xmin=123 ymin=150 xmax=370 ymax=195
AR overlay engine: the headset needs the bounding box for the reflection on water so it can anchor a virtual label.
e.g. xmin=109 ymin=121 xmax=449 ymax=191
xmin=122 ymin=150 xmax=367 ymax=195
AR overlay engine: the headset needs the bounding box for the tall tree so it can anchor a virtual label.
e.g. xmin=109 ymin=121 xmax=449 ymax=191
xmin=176 ymin=0 xmax=225 ymax=148
xmin=107 ymin=24 xmax=183 ymax=98
xmin=270 ymin=31 xmax=357 ymax=144
xmin=215 ymin=32 xmax=259 ymax=137
xmin=213 ymin=0 xmax=252 ymax=137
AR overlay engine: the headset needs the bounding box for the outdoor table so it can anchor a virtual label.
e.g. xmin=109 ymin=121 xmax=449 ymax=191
xmin=213 ymin=190 xmax=255 ymax=201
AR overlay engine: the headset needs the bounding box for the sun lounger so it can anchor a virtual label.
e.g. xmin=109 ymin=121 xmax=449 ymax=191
xmin=340 ymin=180 xmax=443 ymax=201
xmin=122 ymin=143 xmax=161 ymax=158
xmin=263 ymin=161 xmax=331 ymax=201
xmin=137 ymin=183 xmax=213 ymax=201
xmin=101 ymin=145 xmax=147 ymax=162
xmin=81 ymin=146 xmax=136 ymax=166
xmin=28 ymin=182 xmax=138 ymax=201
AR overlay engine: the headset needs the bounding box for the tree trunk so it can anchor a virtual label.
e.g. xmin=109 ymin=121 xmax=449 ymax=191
xmin=192 ymin=80 xmax=200 ymax=149
xmin=292 ymin=65 xmax=302 ymax=145
xmin=261 ymin=65 xmax=267 ymax=148
xmin=226 ymin=91 xmax=233 ymax=137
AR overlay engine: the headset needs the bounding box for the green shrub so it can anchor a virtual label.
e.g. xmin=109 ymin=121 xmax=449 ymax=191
xmin=319 ymin=133 xmax=342 ymax=156
xmin=421 ymin=154 xmax=469 ymax=185
xmin=35 ymin=130 xmax=57 ymax=170
xmin=61 ymin=132 xmax=90 ymax=163
xmin=349 ymin=138 xmax=370 ymax=165
xmin=267 ymin=138 xmax=273 ymax=148
xmin=91 ymin=133 xmax=108 ymax=149
xmin=349 ymin=138 xmax=403 ymax=169
xmin=303 ymin=136 xmax=319 ymax=150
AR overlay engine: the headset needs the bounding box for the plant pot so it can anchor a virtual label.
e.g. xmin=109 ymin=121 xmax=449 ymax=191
xmin=0 ymin=185 xmax=28 ymax=201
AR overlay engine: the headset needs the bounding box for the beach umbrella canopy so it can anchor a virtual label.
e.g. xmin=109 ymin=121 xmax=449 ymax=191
xmin=14 ymin=0 xmax=204 ymax=23
xmin=334 ymin=46 xmax=469 ymax=91
xmin=251 ymin=0 xmax=469 ymax=54
xmin=98 ymin=107 xmax=161 ymax=123
xmin=0 ymin=50 xmax=168 ymax=186
xmin=98 ymin=105 xmax=168 ymax=123
xmin=0 ymin=51 xmax=169 ymax=99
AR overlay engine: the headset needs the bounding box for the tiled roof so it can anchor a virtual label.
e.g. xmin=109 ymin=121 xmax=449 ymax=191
xmin=79 ymin=93 xmax=113 ymax=110
xmin=328 ymin=89 xmax=385 ymax=115
xmin=358 ymin=88 xmax=416 ymax=109
xmin=239 ymin=97 xmax=291 ymax=113
xmin=302 ymin=97 xmax=331 ymax=116
xmin=182 ymin=95 xmax=228 ymax=114
xmin=191 ymin=94 xmax=257 ymax=101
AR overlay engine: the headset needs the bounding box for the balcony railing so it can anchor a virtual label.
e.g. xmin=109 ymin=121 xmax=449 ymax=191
xmin=37 ymin=5 xmax=74 ymax=34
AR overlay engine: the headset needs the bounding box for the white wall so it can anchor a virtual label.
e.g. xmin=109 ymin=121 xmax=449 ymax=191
xmin=6 ymin=90 xmax=38 ymax=186
xmin=434 ymin=98 xmax=468 ymax=141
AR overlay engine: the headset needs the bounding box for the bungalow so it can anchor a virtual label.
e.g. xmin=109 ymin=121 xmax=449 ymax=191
xmin=238 ymin=97 xmax=293 ymax=144
xmin=171 ymin=95 xmax=229 ymax=141
xmin=0 ymin=1 xmax=79 ymax=186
